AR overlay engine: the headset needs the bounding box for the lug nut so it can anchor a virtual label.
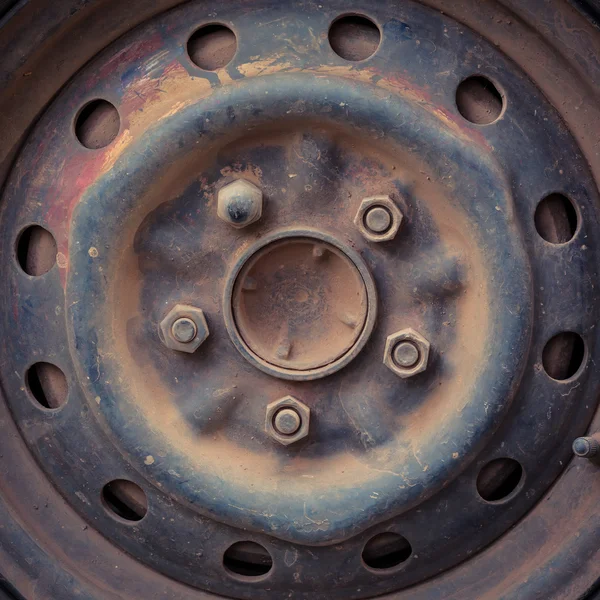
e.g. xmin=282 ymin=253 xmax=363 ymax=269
xmin=354 ymin=195 xmax=404 ymax=242
xmin=393 ymin=341 xmax=420 ymax=368
xmin=171 ymin=317 xmax=197 ymax=343
xmin=383 ymin=328 xmax=430 ymax=378
xmin=274 ymin=408 xmax=302 ymax=436
xmin=265 ymin=396 xmax=310 ymax=446
xmin=573 ymin=434 xmax=600 ymax=460
xmin=217 ymin=179 xmax=263 ymax=229
xmin=364 ymin=206 xmax=392 ymax=234
xmin=159 ymin=304 xmax=209 ymax=354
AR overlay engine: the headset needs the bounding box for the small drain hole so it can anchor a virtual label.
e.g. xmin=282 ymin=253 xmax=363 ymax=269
xmin=26 ymin=363 xmax=68 ymax=409
xmin=75 ymin=99 xmax=120 ymax=149
xmin=535 ymin=194 xmax=578 ymax=244
xmin=17 ymin=225 xmax=57 ymax=276
xmin=542 ymin=332 xmax=585 ymax=381
xmin=187 ymin=24 xmax=237 ymax=71
xmin=102 ymin=480 xmax=148 ymax=522
xmin=456 ymin=76 xmax=504 ymax=124
xmin=329 ymin=15 xmax=381 ymax=62
xmin=362 ymin=532 xmax=412 ymax=571
xmin=477 ymin=458 xmax=523 ymax=502
xmin=223 ymin=542 xmax=273 ymax=578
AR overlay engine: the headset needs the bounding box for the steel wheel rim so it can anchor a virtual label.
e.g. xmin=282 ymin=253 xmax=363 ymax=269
xmin=0 ymin=1 xmax=596 ymax=600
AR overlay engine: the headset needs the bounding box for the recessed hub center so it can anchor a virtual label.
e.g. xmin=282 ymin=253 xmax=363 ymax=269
xmin=225 ymin=229 xmax=377 ymax=380
xmin=235 ymin=238 xmax=367 ymax=369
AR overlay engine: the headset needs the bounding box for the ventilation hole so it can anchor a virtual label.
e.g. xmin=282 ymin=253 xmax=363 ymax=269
xmin=542 ymin=332 xmax=585 ymax=380
xmin=187 ymin=24 xmax=237 ymax=71
xmin=17 ymin=225 xmax=57 ymax=276
xmin=75 ymin=100 xmax=120 ymax=149
xmin=26 ymin=363 xmax=68 ymax=409
xmin=102 ymin=480 xmax=148 ymax=522
xmin=456 ymin=76 xmax=504 ymax=124
xmin=535 ymin=194 xmax=578 ymax=244
xmin=477 ymin=458 xmax=523 ymax=502
xmin=223 ymin=542 xmax=273 ymax=578
xmin=362 ymin=533 xmax=412 ymax=571
xmin=329 ymin=15 xmax=381 ymax=61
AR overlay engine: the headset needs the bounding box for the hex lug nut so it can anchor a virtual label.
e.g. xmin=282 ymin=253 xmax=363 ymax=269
xmin=159 ymin=304 xmax=209 ymax=353
xmin=383 ymin=328 xmax=430 ymax=378
xmin=354 ymin=195 xmax=404 ymax=242
xmin=573 ymin=434 xmax=600 ymax=462
xmin=217 ymin=179 xmax=263 ymax=229
xmin=265 ymin=396 xmax=310 ymax=446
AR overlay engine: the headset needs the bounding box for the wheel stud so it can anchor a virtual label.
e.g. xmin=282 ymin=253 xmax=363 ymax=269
xmin=273 ymin=408 xmax=301 ymax=436
xmin=392 ymin=341 xmax=420 ymax=368
xmin=171 ymin=317 xmax=197 ymax=344
xmin=217 ymin=179 xmax=263 ymax=229
xmin=364 ymin=206 xmax=392 ymax=234
xmin=572 ymin=434 xmax=600 ymax=461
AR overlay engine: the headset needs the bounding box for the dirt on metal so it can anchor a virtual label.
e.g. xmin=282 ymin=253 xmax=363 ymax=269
xmin=1 ymin=1 xmax=600 ymax=599
xmin=232 ymin=238 xmax=368 ymax=371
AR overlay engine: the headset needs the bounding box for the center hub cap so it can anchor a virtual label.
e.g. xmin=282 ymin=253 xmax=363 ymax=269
xmin=227 ymin=230 xmax=377 ymax=378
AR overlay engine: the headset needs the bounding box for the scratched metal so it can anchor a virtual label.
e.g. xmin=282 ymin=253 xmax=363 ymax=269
xmin=1 ymin=1 xmax=600 ymax=599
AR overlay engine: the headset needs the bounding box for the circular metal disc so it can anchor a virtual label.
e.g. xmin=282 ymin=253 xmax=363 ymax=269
xmin=0 ymin=1 xmax=600 ymax=599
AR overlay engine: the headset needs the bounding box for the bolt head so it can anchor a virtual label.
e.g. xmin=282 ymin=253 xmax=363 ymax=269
xmin=265 ymin=396 xmax=310 ymax=446
xmin=383 ymin=328 xmax=430 ymax=378
xmin=354 ymin=195 xmax=404 ymax=242
xmin=159 ymin=304 xmax=209 ymax=353
xmin=217 ymin=179 xmax=263 ymax=229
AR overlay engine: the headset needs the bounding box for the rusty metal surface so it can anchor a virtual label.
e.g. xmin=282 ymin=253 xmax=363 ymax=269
xmin=0 ymin=0 xmax=600 ymax=599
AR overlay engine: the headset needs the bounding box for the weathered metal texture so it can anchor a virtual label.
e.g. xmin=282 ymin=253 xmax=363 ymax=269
xmin=18 ymin=67 xmax=535 ymax=548
xmin=0 ymin=1 xmax=600 ymax=600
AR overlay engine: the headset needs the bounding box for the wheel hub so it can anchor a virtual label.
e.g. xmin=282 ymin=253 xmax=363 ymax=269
xmin=227 ymin=229 xmax=376 ymax=377
xmin=1 ymin=1 xmax=600 ymax=599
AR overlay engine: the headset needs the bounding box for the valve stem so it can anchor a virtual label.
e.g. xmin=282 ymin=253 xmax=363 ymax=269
xmin=572 ymin=434 xmax=600 ymax=462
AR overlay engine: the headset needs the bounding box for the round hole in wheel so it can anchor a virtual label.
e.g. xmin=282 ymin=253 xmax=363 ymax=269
xmin=25 ymin=363 xmax=68 ymax=409
xmin=75 ymin=99 xmax=120 ymax=149
xmin=328 ymin=15 xmax=381 ymax=61
xmin=223 ymin=542 xmax=273 ymax=578
xmin=16 ymin=225 xmax=57 ymax=276
xmin=534 ymin=193 xmax=578 ymax=244
xmin=187 ymin=24 xmax=237 ymax=71
xmin=542 ymin=332 xmax=586 ymax=381
xmin=456 ymin=76 xmax=504 ymax=124
xmin=477 ymin=458 xmax=524 ymax=502
xmin=362 ymin=533 xmax=412 ymax=571
xmin=101 ymin=480 xmax=148 ymax=522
